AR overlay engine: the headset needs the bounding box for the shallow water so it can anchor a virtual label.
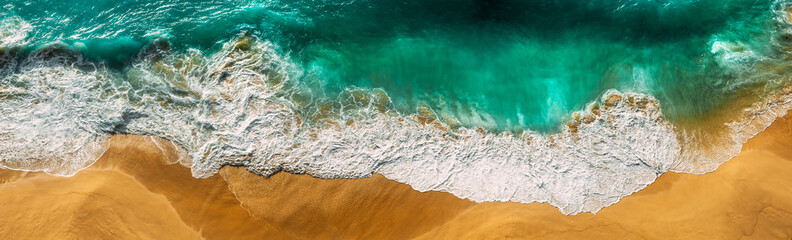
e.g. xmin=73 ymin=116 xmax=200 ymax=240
xmin=4 ymin=0 xmax=788 ymax=131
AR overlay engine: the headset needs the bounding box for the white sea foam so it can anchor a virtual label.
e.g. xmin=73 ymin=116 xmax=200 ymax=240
xmin=0 ymin=63 xmax=120 ymax=176
xmin=0 ymin=16 xmax=31 ymax=48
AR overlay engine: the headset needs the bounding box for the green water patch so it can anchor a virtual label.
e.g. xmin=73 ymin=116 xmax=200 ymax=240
xmin=275 ymin=1 xmax=781 ymax=132
xmin=2 ymin=0 xmax=788 ymax=133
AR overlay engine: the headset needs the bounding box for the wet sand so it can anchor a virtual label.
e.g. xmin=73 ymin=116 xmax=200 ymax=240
xmin=1 ymin=112 xmax=791 ymax=239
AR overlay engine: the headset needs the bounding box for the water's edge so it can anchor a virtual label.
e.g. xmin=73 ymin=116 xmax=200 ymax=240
xmin=1 ymin=1 xmax=791 ymax=215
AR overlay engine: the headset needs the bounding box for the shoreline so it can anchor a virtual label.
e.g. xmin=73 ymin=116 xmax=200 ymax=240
xmin=0 ymin=111 xmax=791 ymax=239
xmin=3 ymin=29 xmax=790 ymax=213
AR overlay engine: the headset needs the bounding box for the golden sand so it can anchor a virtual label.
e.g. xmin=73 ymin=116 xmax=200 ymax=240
xmin=1 ymin=112 xmax=791 ymax=239
xmin=0 ymin=137 xmax=289 ymax=239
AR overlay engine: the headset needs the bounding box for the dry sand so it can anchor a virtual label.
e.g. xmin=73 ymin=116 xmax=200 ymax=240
xmin=1 ymin=112 xmax=791 ymax=239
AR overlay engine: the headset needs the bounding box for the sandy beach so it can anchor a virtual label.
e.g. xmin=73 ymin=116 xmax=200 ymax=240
xmin=0 ymin=111 xmax=791 ymax=239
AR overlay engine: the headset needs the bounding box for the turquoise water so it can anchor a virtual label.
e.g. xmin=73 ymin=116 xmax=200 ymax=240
xmin=1 ymin=0 xmax=788 ymax=132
